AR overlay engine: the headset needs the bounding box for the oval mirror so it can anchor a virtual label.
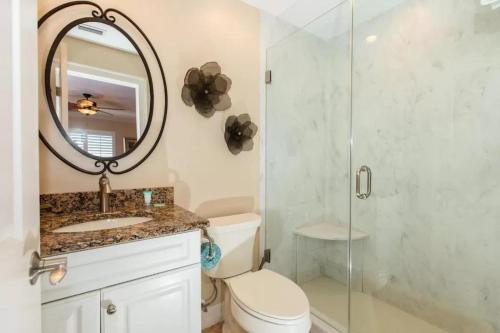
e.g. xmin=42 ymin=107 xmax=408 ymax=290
xmin=48 ymin=21 xmax=152 ymax=159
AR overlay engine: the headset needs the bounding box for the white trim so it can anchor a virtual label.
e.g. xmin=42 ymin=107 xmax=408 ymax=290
xmin=0 ymin=0 xmax=41 ymax=332
xmin=134 ymin=82 xmax=141 ymax=137
xmin=202 ymin=302 xmax=223 ymax=329
xmin=11 ymin=0 xmax=22 ymax=238
xmin=58 ymin=42 xmax=69 ymax=129
xmin=67 ymin=66 xmax=139 ymax=90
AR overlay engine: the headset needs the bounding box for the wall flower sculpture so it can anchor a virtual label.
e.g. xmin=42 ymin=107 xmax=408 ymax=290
xmin=224 ymin=114 xmax=258 ymax=155
xmin=181 ymin=62 xmax=232 ymax=118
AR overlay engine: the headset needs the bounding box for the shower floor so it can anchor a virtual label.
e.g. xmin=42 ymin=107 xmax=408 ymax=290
xmin=300 ymin=276 xmax=447 ymax=333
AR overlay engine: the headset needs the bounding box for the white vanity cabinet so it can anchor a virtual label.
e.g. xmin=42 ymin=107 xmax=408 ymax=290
xmin=41 ymin=230 xmax=201 ymax=333
xmin=42 ymin=291 xmax=101 ymax=333
xmin=101 ymin=265 xmax=200 ymax=333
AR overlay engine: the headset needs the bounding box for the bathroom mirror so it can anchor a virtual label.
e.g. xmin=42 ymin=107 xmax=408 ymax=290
xmin=49 ymin=22 xmax=151 ymax=157
xmin=39 ymin=2 xmax=167 ymax=175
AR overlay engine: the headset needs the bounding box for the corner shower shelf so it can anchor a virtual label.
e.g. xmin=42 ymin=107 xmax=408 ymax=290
xmin=294 ymin=222 xmax=369 ymax=241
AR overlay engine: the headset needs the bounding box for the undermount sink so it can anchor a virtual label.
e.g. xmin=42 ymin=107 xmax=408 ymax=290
xmin=52 ymin=217 xmax=153 ymax=233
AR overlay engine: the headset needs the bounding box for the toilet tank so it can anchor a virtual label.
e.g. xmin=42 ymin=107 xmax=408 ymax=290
xmin=204 ymin=213 xmax=261 ymax=279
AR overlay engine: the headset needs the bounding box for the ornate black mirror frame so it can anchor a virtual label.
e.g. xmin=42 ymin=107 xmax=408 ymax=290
xmin=38 ymin=1 xmax=168 ymax=175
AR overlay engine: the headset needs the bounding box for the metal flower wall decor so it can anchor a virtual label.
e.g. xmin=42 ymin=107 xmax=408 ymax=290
xmin=224 ymin=114 xmax=258 ymax=155
xmin=181 ymin=62 xmax=232 ymax=118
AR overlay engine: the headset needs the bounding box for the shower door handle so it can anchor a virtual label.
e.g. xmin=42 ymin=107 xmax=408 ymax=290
xmin=356 ymin=165 xmax=372 ymax=199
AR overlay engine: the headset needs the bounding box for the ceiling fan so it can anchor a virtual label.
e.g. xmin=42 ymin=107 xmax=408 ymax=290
xmin=69 ymin=93 xmax=125 ymax=116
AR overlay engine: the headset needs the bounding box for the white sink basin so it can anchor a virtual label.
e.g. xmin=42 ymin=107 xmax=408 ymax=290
xmin=53 ymin=217 xmax=152 ymax=233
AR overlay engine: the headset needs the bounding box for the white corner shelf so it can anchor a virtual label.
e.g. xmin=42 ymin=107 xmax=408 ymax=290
xmin=294 ymin=222 xmax=368 ymax=241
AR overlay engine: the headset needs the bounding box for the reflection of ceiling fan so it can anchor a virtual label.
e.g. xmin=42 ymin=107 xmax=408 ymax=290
xmin=69 ymin=93 xmax=125 ymax=116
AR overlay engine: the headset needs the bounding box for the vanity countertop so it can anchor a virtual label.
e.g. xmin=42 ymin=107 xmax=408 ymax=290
xmin=40 ymin=204 xmax=208 ymax=257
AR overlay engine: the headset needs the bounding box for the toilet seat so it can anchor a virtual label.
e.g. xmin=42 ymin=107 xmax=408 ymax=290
xmin=225 ymin=269 xmax=310 ymax=332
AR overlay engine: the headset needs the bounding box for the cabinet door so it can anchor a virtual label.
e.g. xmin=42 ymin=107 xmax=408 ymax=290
xmin=42 ymin=291 xmax=100 ymax=333
xmin=102 ymin=264 xmax=201 ymax=333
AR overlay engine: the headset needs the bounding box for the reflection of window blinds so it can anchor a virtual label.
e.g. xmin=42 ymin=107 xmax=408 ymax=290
xmin=69 ymin=132 xmax=86 ymax=150
xmin=87 ymin=133 xmax=114 ymax=157
xmin=69 ymin=130 xmax=114 ymax=157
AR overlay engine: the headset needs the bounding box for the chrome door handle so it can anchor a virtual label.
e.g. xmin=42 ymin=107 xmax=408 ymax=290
xmin=356 ymin=165 xmax=372 ymax=199
xmin=29 ymin=251 xmax=67 ymax=285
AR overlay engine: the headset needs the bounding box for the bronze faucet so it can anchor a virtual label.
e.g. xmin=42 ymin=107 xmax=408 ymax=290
xmin=99 ymin=173 xmax=112 ymax=213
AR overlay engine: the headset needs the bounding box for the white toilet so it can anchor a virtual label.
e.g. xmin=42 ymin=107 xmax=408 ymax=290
xmin=205 ymin=213 xmax=311 ymax=333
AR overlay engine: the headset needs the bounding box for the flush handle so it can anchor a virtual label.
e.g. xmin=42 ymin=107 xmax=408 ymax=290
xmin=356 ymin=165 xmax=372 ymax=199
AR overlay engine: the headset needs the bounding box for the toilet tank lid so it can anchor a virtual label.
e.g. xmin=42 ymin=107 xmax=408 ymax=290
xmin=208 ymin=213 xmax=261 ymax=232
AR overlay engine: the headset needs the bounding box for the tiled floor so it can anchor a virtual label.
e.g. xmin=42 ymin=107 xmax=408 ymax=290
xmin=202 ymin=323 xmax=223 ymax=333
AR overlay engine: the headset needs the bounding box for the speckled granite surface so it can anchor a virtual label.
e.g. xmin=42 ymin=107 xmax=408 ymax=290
xmin=40 ymin=187 xmax=174 ymax=214
xmin=40 ymin=187 xmax=208 ymax=258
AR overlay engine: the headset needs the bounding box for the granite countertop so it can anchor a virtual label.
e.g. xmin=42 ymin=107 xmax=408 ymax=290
xmin=40 ymin=204 xmax=209 ymax=258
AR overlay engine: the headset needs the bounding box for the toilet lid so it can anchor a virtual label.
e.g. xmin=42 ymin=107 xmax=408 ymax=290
xmin=226 ymin=269 xmax=309 ymax=321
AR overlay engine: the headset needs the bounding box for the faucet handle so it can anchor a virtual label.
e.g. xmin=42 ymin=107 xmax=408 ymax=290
xmin=99 ymin=173 xmax=112 ymax=193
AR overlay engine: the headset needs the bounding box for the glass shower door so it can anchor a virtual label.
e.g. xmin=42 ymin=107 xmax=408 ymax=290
xmin=350 ymin=1 xmax=500 ymax=332
xmin=265 ymin=1 xmax=352 ymax=331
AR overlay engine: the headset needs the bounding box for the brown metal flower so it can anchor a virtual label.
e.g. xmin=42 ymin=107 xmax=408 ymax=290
xmin=181 ymin=62 xmax=232 ymax=118
xmin=224 ymin=114 xmax=258 ymax=155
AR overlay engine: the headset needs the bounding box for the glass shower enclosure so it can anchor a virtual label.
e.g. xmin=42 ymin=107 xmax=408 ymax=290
xmin=265 ymin=1 xmax=500 ymax=332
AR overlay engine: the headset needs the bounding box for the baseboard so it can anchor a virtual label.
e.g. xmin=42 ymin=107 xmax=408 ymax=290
xmin=310 ymin=313 xmax=342 ymax=333
xmin=202 ymin=302 xmax=223 ymax=329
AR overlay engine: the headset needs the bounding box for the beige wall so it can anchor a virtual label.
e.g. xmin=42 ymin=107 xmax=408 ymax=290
xmin=39 ymin=0 xmax=261 ymax=218
xmin=39 ymin=0 xmax=261 ymax=319
xmin=64 ymin=36 xmax=146 ymax=78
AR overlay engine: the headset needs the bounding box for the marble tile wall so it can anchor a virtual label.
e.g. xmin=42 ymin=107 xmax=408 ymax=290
xmin=265 ymin=26 xmax=333 ymax=280
xmin=349 ymin=1 xmax=500 ymax=332
xmin=265 ymin=1 xmax=352 ymax=282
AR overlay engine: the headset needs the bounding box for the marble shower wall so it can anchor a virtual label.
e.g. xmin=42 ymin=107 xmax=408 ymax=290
xmin=265 ymin=1 xmax=352 ymax=282
xmin=265 ymin=29 xmax=332 ymax=281
xmin=349 ymin=0 xmax=500 ymax=332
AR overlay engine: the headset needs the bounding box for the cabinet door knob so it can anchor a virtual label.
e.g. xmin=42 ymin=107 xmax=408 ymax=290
xmin=107 ymin=303 xmax=117 ymax=315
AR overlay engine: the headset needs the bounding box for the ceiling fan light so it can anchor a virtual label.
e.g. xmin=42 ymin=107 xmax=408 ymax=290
xmin=78 ymin=108 xmax=97 ymax=115
xmin=77 ymin=99 xmax=94 ymax=108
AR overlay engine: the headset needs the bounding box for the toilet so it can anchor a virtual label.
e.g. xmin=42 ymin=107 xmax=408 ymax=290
xmin=205 ymin=213 xmax=311 ymax=333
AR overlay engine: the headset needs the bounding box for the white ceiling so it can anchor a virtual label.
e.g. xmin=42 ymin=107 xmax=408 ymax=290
xmin=242 ymin=0 xmax=409 ymax=21
xmin=242 ymin=0 xmax=345 ymax=27
xmin=242 ymin=0 xmax=409 ymax=42
xmin=240 ymin=0 xmax=297 ymax=16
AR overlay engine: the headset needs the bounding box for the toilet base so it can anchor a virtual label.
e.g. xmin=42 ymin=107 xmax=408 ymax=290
xmin=222 ymin=284 xmax=247 ymax=333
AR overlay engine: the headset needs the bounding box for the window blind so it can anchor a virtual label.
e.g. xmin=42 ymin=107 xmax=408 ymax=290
xmin=69 ymin=130 xmax=114 ymax=157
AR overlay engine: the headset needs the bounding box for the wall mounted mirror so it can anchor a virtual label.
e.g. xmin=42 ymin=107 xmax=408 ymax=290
xmin=39 ymin=2 xmax=167 ymax=175
xmin=50 ymin=22 xmax=151 ymax=157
